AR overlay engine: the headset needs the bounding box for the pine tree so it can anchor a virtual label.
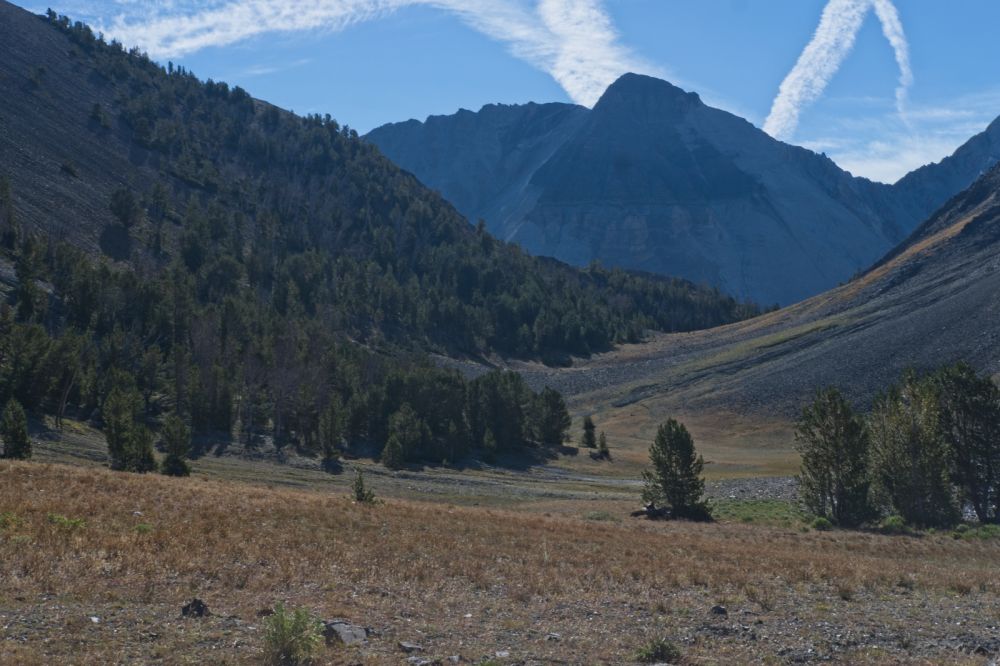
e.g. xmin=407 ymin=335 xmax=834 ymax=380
xmin=318 ymin=401 xmax=343 ymax=468
xmin=597 ymin=431 xmax=610 ymax=460
xmin=868 ymin=373 xmax=959 ymax=528
xmin=795 ymin=388 xmax=873 ymax=526
xmin=160 ymin=413 xmax=191 ymax=477
xmin=533 ymin=387 xmax=571 ymax=448
xmin=0 ymin=399 xmax=31 ymax=459
xmin=352 ymin=469 xmax=375 ymax=504
xmin=104 ymin=377 xmax=157 ymax=473
xmin=581 ymin=415 xmax=597 ymax=448
xmin=382 ymin=403 xmax=426 ymax=470
xmin=930 ymin=363 xmax=1000 ymax=524
xmin=642 ymin=419 xmax=711 ymax=521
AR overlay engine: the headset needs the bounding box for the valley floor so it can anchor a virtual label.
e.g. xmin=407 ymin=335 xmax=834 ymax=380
xmin=2 ymin=459 xmax=999 ymax=665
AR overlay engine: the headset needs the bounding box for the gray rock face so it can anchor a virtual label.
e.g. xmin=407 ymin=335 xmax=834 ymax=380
xmin=323 ymin=620 xmax=368 ymax=646
xmin=367 ymin=74 xmax=1000 ymax=306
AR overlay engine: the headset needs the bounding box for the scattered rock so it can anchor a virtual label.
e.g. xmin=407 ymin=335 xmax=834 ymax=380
xmin=711 ymin=605 xmax=728 ymax=616
xmin=546 ymin=632 xmax=561 ymax=641
xmin=399 ymin=641 xmax=424 ymax=653
xmin=447 ymin=657 xmax=462 ymax=664
xmin=495 ymin=650 xmax=510 ymax=658
xmin=88 ymin=616 xmax=99 ymax=624
xmin=323 ymin=620 xmax=368 ymax=646
xmin=630 ymin=502 xmax=670 ymax=520
xmin=181 ymin=599 xmax=210 ymax=618
xmin=406 ymin=658 xmax=441 ymax=666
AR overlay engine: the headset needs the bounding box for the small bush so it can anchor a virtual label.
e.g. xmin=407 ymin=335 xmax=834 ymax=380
xmin=0 ymin=512 xmax=22 ymax=530
xmin=262 ymin=603 xmax=324 ymax=666
xmin=879 ymin=515 xmax=909 ymax=535
xmin=744 ymin=584 xmax=776 ymax=611
xmin=811 ymin=517 xmax=833 ymax=531
xmin=134 ymin=523 xmax=154 ymax=535
xmin=351 ymin=470 xmax=376 ymax=504
xmin=634 ymin=637 xmax=682 ymax=664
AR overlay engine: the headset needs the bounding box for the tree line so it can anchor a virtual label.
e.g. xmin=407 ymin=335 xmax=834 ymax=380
xmin=797 ymin=363 xmax=1000 ymax=528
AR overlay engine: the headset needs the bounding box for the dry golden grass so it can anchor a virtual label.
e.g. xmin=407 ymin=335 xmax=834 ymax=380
xmin=1 ymin=461 xmax=998 ymax=664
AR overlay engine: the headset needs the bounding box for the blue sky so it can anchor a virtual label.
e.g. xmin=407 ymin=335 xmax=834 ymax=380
xmin=22 ymin=1 xmax=1000 ymax=183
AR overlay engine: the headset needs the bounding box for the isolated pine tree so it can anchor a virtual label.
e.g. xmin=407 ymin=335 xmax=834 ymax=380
xmin=352 ymin=469 xmax=375 ymax=504
xmin=642 ymin=419 xmax=711 ymax=521
xmin=160 ymin=413 xmax=191 ymax=477
xmin=795 ymin=387 xmax=873 ymax=526
xmin=581 ymin=415 xmax=597 ymax=448
xmin=0 ymin=399 xmax=31 ymax=459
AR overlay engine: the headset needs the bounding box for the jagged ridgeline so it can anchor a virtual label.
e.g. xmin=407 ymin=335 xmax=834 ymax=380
xmin=0 ymin=8 xmax=758 ymax=464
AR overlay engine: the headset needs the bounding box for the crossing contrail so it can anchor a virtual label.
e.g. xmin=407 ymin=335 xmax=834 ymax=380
xmin=96 ymin=0 xmax=654 ymax=108
xmin=764 ymin=0 xmax=912 ymax=140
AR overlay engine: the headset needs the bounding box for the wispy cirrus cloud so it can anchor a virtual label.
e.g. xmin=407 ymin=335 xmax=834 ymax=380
xmin=764 ymin=0 xmax=912 ymax=141
xmin=801 ymin=89 xmax=1000 ymax=183
xmin=84 ymin=0 xmax=655 ymax=107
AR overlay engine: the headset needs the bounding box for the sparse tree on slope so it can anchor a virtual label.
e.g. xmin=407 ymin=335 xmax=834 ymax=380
xmin=0 ymin=399 xmax=31 ymax=459
xmin=642 ymin=419 xmax=711 ymax=521
xmin=795 ymin=387 xmax=873 ymax=527
xmin=581 ymin=415 xmax=597 ymax=448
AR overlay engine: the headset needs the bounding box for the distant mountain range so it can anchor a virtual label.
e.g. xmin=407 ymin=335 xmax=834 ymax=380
xmin=368 ymin=73 xmax=1000 ymax=305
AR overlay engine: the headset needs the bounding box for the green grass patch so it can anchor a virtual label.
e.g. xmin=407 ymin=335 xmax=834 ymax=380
xmin=710 ymin=499 xmax=807 ymax=527
xmin=47 ymin=513 xmax=86 ymax=531
xmin=952 ymin=524 xmax=1000 ymax=540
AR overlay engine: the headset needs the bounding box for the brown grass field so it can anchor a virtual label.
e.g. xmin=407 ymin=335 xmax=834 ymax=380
xmin=2 ymin=460 xmax=999 ymax=664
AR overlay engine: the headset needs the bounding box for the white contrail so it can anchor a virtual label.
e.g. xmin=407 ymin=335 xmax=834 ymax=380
xmin=537 ymin=0 xmax=651 ymax=106
xmin=96 ymin=0 xmax=652 ymax=108
xmin=764 ymin=0 xmax=912 ymax=141
xmin=763 ymin=0 xmax=872 ymax=140
xmin=872 ymin=0 xmax=913 ymax=118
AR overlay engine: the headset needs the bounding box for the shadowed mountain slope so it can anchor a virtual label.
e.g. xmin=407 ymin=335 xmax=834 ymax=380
xmin=516 ymin=164 xmax=1000 ymax=419
xmin=369 ymin=74 xmax=1000 ymax=306
xmin=0 ymin=3 xmax=759 ymax=363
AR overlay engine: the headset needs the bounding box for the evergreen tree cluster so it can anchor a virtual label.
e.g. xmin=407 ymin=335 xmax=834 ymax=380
xmin=796 ymin=364 xmax=1000 ymax=528
xmin=0 ymin=11 xmax=765 ymax=472
xmin=0 ymin=227 xmax=570 ymax=468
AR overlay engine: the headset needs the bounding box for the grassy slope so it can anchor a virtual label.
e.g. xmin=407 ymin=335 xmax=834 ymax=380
xmin=2 ymin=461 xmax=999 ymax=664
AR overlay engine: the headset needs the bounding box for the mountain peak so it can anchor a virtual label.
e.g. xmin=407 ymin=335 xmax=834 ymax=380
xmin=595 ymin=73 xmax=702 ymax=113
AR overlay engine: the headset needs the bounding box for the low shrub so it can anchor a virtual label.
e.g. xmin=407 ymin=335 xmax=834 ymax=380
xmin=811 ymin=517 xmax=833 ymax=531
xmin=262 ymin=603 xmax=324 ymax=666
xmin=879 ymin=515 xmax=910 ymax=535
xmin=634 ymin=637 xmax=682 ymax=664
xmin=47 ymin=513 xmax=85 ymax=531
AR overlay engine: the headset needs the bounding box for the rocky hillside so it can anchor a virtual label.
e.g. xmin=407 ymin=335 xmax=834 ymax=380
xmin=519 ymin=163 xmax=1000 ymax=419
xmin=368 ymin=74 xmax=999 ymax=306
xmin=0 ymin=3 xmax=761 ymax=363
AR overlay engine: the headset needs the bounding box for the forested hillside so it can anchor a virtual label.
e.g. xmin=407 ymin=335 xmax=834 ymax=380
xmin=0 ymin=7 xmax=758 ymax=466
